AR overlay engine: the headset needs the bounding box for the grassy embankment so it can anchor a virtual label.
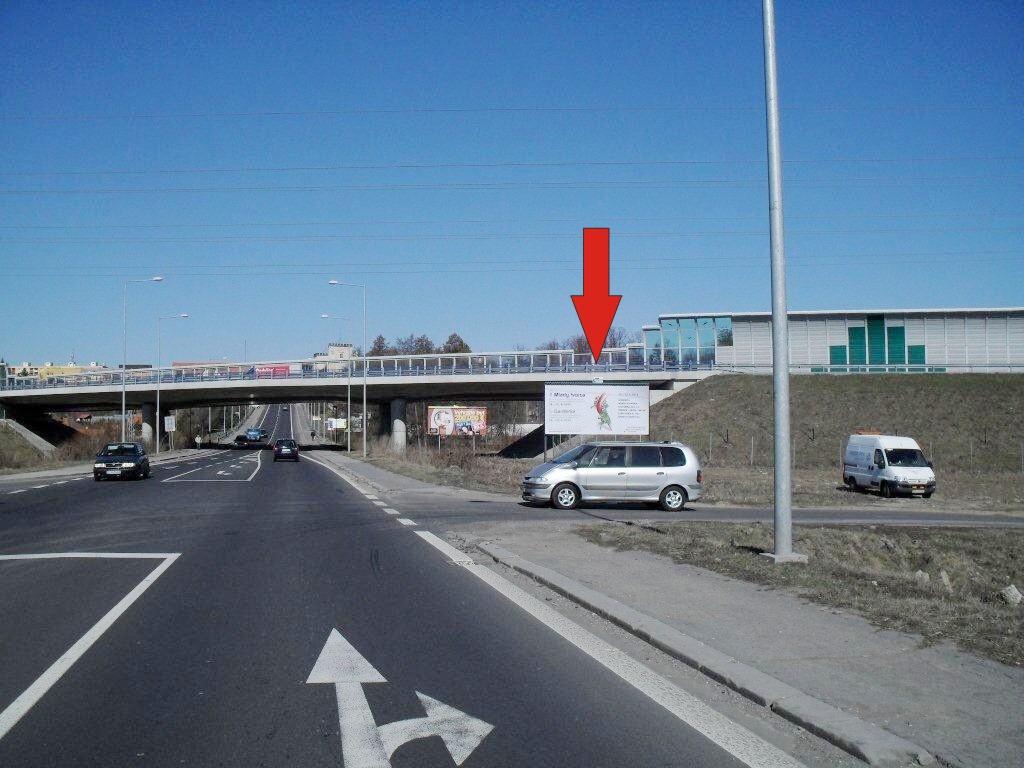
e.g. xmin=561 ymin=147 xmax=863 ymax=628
xmin=0 ymin=420 xmax=121 ymax=475
xmin=575 ymin=521 xmax=1024 ymax=667
xmin=366 ymin=374 xmax=1024 ymax=510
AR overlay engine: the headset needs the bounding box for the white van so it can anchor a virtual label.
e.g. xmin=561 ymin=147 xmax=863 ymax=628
xmin=843 ymin=434 xmax=935 ymax=498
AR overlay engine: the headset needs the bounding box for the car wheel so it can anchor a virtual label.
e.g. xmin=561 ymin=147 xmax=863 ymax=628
xmin=922 ymin=491 xmax=933 ymax=499
xmin=880 ymin=481 xmax=892 ymax=498
xmin=659 ymin=485 xmax=687 ymax=511
xmin=144 ymin=466 xmax=151 ymax=479
xmin=551 ymin=482 xmax=580 ymax=510
xmin=844 ymin=475 xmax=856 ymax=489
xmin=94 ymin=474 xmax=102 ymax=482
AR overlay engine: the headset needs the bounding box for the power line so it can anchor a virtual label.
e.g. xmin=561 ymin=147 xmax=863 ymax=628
xmin=2 ymin=175 xmax=1021 ymax=195
xmin=0 ymin=211 xmax=1019 ymax=230
xmin=2 ymin=156 xmax=1020 ymax=177
xmin=2 ymin=103 xmax=1020 ymax=122
xmin=1 ymin=225 xmax=1020 ymax=245
xmin=0 ymin=250 xmax=1018 ymax=278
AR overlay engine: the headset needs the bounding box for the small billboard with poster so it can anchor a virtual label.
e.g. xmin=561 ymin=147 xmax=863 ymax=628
xmin=427 ymin=406 xmax=487 ymax=437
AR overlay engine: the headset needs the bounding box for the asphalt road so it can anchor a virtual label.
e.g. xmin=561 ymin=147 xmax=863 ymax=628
xmin=1 ymin=405 xmax=804 ymax=768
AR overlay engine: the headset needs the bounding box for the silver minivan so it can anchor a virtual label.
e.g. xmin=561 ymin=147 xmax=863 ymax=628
xmin=521 ymin=441 xmax=702 ymax=511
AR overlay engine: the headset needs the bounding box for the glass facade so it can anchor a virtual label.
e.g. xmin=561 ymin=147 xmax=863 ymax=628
xmin=661 ymin=319 xmax=680 ymax=365
xmin=644 ymin=327 xmax=662 ymax=365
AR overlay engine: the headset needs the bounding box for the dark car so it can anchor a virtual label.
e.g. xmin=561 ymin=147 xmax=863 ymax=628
xmin=273 ymin=439 xmax=299 ymax=462
xmin=94 ymin=442 xmax=151 ymax=481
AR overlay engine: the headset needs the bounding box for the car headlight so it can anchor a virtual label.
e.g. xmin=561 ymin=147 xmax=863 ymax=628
xmin=94 ymin=463 xmax=105 ymax=468
xmin=120 ymin=462 xmax=137 ymax=468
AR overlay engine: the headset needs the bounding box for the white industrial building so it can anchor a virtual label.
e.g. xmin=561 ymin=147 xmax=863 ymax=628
xmin=641 ymin=308 xmax=1024 ymax=373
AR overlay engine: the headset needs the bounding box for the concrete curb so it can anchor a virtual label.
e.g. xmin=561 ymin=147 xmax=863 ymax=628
xmin=477 ymin=541 xmax=935 ymax=768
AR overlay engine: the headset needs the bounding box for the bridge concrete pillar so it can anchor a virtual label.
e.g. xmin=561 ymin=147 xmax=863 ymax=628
xmin=141 ymin=403 xmax=156 ymax=447
xmin=390 ymin=397 xmax=407 ymax=455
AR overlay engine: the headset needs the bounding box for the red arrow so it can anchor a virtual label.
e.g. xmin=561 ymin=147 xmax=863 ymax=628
xmin=571 ymin=228 xmax=621 ymax=362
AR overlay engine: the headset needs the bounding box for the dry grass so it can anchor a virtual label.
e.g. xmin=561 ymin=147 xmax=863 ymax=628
xmin=651 ymin=373 xmax=1024 ymax=472
xmin=362 ymin=440 xmax=1024 ymax=511
xmin=0 ymin=421 xmax=122 ymax=474
xmin=575 ymin=521 xmax=1024 ymax=666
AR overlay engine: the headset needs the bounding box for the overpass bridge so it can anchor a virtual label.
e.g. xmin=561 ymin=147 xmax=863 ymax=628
xmin=0 ymin=348 xmax=717 ymax=448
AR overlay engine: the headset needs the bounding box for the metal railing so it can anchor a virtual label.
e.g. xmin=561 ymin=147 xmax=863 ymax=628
xmin=3 ymin=350 xmax=1021 ymax=392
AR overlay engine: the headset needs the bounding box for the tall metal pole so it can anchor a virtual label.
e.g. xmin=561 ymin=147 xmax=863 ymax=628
xmin=762 ymin=0 xmax=805 ymax=563
xmin=329 ymin=279 xmax=368 ymax=456
xmin=121 ymin=276 xmax=163 ymax=442
xmin=366 ymin=286 xmax=370 ymax=456
xmin=155 ymin=313 xmax=187 ymax=454
xmin=122 ymin=281 xmax=128 ymax=441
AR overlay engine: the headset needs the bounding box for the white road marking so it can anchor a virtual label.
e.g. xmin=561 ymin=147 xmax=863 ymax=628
xmin=53 ymin=481 xmax=68 ymax=486
xmin=396 ymin=518 xmax=417 ymax=527
xmin=163 ymin=451 xmax=262 ymax=482
xmin=383 ymin=508 xmax=400 ymax=515
xmin=0 ymin=552 xmax=180 ymax=741
xmin=216 ymin=471 xmax=230 ymax=476
xmin=413 ymin=535 xmax=807 ymax=768
xmin=372 ymin=500 xmax=387 ymax=507
xmin=306 ymin=629 xmax=492 ymax=766
xmin=31 ymin=485 xmax=48 ymax=489
xmin=412 ymin=532 xmax=474 ymax=565
xmin=8 ymin=490 xmax=27 ymax=495
xmin=364 ymin=494 xmax=379 ymax=500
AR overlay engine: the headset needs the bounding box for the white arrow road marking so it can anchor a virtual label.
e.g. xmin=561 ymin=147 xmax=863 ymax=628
xmin=307 ymin=629 xmax=493 ymax=768
xmin=216 ymin=471 xmax=230 ymax=476
xmin=378 ymin=692 xmax=494 ymax=765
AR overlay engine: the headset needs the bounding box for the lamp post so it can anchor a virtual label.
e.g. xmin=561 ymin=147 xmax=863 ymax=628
xmin=321 ymin=313 xmax=351 ymax=448
xmin=122 ymin=276 xmax=163 ymax=441
xmin=328 ymin=280 xmax=367 ymax=456
xmin=155 ymin=313 xmax=189 ymax=454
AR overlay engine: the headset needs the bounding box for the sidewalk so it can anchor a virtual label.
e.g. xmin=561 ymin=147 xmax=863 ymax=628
xmin=324 ymin=453 xmax=1024 ymax=768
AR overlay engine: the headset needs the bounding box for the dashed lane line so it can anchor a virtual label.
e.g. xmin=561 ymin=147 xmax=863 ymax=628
xmin=7 ymin=490 xmax=27 ymax=495
xmin=397 ymin=518 xmax=417 ymax=527
xmin=383 ymin=508 xmax=401 ymax=515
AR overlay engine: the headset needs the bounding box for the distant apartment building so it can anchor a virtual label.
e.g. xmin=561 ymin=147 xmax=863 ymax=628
xmin=641 ymin=308 xmax=1024 ymax=373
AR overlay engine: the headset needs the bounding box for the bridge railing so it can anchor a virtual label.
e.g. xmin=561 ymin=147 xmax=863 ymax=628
xmin=1 ymin=348 xmax=687 ymax=391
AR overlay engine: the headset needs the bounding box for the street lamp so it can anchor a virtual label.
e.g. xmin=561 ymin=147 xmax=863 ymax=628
xmin=155 ymin=313 xmax=189 ymax=454
xmin=122 ymin=276 xmax=163 ymax=441
xmin=328 ymin=279 xmax=367 ymax=456
xmin=321 ymin=313 xmax=351 ymax=449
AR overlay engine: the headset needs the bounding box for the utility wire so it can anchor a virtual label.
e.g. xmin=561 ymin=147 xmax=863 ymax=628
xmin=2 ymin=156 xmax=1020 ymax=177
xmin=1 ymin=176 xmax=1021 ymax=194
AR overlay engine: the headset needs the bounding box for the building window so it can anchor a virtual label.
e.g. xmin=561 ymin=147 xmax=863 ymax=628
xmin=715 ymin=317 xmax=733 ymax=346
xmin=661 ymin=319 xmax=680 ymax=365
xmin=645 ymin=328 xmax=662 ymax=365
xmin=697 ymin=317 xmax=715 ymax=364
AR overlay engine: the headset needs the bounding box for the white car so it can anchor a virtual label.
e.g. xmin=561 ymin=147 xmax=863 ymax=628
xmin=522 ymin=441 xmax=702 ymax=511
xmin=843 ymin=434 xmax=935 ymax=498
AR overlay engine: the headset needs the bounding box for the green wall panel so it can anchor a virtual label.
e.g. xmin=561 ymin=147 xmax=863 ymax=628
xmin=829 ymin=345 xmax=848 ymax=365
xmin=886 ymin=326 xmax=906 ymax=364
xmin=867 ymin=316 xmax=886 ymax=365
xmin=848 ymin=327 xmax=867 ymax=365
xmin=908 ymin=345 xmax=926 ymax=365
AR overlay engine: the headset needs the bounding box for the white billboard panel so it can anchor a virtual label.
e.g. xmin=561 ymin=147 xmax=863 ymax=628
xmin=544 ymin=384 xmax=649 ymax=436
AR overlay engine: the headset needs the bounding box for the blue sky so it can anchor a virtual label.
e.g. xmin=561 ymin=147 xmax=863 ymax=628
xmin=1 ymin=1 xmax=1021 ymax=367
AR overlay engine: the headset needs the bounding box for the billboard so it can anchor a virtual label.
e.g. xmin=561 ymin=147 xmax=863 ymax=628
xmin=428 ymin=406 xmax=487 ymax=437
xmin=544 ymin=383 xmax=649 ymax=436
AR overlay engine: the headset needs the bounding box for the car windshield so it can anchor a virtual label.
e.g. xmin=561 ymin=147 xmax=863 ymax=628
xmin=276 ymin=440 xmax=296 ymax=447
xmin=100 ymin=444 xmax=137 ymax=456
xmin=885 ymin=448 xmax=929 ymax=467
xmin=550 ymin=444 xmax=597 ymax=465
